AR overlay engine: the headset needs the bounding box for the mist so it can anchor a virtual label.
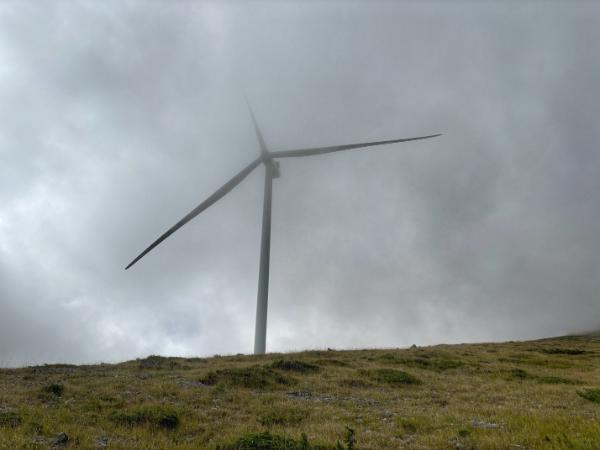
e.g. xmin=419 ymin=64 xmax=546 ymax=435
xmin=1 ymin=1 xmax=599 ymax=366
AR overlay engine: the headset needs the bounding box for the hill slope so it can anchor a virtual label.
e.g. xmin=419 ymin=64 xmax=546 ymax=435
xmin=1 ymin=335 xmax=600 ymax=449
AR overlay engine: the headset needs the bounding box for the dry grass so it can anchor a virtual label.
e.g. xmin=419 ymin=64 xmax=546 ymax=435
xmin=1 ymin=334 xmax=600 ymax=448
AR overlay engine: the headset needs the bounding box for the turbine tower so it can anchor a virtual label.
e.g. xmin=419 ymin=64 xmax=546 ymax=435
xmin=126 ymin=105 xmax=441 ymax=354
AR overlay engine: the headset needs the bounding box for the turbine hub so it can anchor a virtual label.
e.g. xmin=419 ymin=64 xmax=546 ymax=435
xmin=272 ymin=160 xmax=280 ymax=178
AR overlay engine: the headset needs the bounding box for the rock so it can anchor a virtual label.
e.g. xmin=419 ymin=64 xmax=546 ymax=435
xmin=472 ymin=419 xmax=500 ymax=429
xmin=53 ymin=432 xmax=69 ymax=445
xmin=95 ymin=436 xmax=108 ymax=448
xmin=287 ymin=391 xmax=312 ymax=398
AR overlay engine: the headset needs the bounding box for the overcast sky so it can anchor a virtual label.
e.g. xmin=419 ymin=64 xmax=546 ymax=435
xmin=1 ymin=1 xmax=599 ymax=366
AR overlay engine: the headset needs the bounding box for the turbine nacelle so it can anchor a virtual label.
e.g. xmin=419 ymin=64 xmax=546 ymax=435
xmin=265 ymin=157 xmax=280 ymax=179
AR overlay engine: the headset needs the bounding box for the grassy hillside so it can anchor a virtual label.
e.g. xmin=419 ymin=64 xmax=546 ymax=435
xmin=1 ymin=334 xmax=600 ymax=449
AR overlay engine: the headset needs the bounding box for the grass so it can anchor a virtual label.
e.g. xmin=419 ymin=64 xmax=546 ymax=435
xmin=109 ymin=406 xmax=180 ymax=429
xmin=0 ymin=411 xmax=21 ymax=427
xmin=199 ymin=366 xmax=295 ymax=389
xmin=363 ymin=368 xmax=421 ymax=385
xmin=538 ymin=348 xmax=588 ymax=355
xmin=509 ymin=368 xmax=582 ymax=385
xmin=258 ymin=407 xmax=306 ymax=426
xmin=41 ymin=382 xmax=64 ymax=397
xmin=270 ymin=360 xmax=320 ymax=373
xmin=0 ymin=334 xmax=600 ymax=448
xmin=578 ymin=389 xmax=600 ymax=404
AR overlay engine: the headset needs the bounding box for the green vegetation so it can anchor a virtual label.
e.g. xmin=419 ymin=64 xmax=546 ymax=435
xmin=270 ymin=359 xmax=320 ymax=373
xmin=0 ymin=334 xmax=600 ymax=448
xmin=509 ymin=367 xmax=581 ymax=385
xmin=217 ymin=428 xmax=356 ymax=450
xmin=364 ymin=368 xmax=421 ymax=385
xmin=42 ymin=382 xmax=64 ymax=396
xmin=200 ymin=365 xmax=294 ymax=389
xmin=0 ymin=411 xmax=21 ymax=427
xmin=258 ymin=407 xmax=306 ymax=426
xmin=138 ymin=354 xmax=182 ymax=370
xmin=109 ymin=406 xmax=180 ymax=429
xmin=538 ymin=348 xmax=587 ymax=355
xmin=379 ymin=350 xmax=465 ymax=371
xmin=578 ymin=389 xmax=600 ymax=404
xmin=217 ymin=431 xmax=309 ymax=450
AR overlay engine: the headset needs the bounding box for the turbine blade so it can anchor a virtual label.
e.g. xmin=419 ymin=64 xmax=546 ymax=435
xmin=245 ymin=99 xmax=268 ymax=153
xmin=125 ymin=155 xmax=265 ymax=270
xmin=270 ymin=133 xmax=442 ymax=158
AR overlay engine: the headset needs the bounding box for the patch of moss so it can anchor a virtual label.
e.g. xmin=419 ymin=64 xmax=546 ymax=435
xmin=271 ymin=360 xmax=320 ymax=373
xmin=39 ymin=383 xmax=64 ymax=399
xmin=511 ymin=368 xmax=531 ymax=380
xmin=217 ymin=431 xmax=350 ymax=450
xmin=258 ymin=407 xmax=305 ymax=426
xmin=200 ymin=366 xmax=294 ymax=389
xmin=109 ymin=407 xmax=179 ymax=429
xmin=138 ymin=355 xmax=180 ymax=370
xmin=0 ymin=411 xmax=21 ymax=427
xmin=499 ymin=354 xmax=571 ymax=369
xmin=401 ymin=421 xmax=417 ymax=434
xmin=458 ymin=429 xmax=470 ymax=438
xmin=365 ymin=369 xmax=421 ymax=386
xmin=218 ymin=431 xmax=307 ymax=450
xmin=184 ymin=357 xmax=208 ymax=364
xmin=29 ymin=364 xmax=78 ymax=375
xmin=110 ymin=410 xmax=147 ymax=426
xmin=539 ymin=348 xmax=587 ymax=355
xmin=510 ymin=368 xmax=580 ymax=385
xmin=380 ymin=352 xmax=465 ymax=371
xmin=339 ymin=378 xmax=372 ymax=389
xmin=578 ymin=389 xmax=600 ymax=404
xmin=538 ymin=376 xmax=581 ymax=385
xmin=317 ymin=359 xmax=350 ymax=367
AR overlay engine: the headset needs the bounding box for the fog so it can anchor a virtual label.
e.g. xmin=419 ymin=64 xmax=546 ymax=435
xmin=1 ymin=1 xmax=598 ymax=365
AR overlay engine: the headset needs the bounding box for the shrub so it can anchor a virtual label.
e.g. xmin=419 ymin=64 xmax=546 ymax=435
xmin=158 ymin=412 xmax=180 ymax=429
xmin=42 ymin=383 xmax=64 ymax=397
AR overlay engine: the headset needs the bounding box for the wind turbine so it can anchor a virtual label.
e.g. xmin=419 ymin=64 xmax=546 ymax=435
xmin=126 ymin=105 xmax=441 ymax=354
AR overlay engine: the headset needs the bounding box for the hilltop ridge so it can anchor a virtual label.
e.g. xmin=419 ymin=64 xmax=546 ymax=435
xmin=1 ymin=334 xmax=600 ymax=448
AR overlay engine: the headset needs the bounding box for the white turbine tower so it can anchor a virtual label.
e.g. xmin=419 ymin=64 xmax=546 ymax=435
xmin=126 ymin=104 xmax=441 ymax=354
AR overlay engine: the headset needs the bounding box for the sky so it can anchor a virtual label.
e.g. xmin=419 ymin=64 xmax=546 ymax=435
xmin=1 ymin=1 xmax=599 ymax=366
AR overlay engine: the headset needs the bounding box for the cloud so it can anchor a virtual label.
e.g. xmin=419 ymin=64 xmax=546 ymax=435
xmin=0 ymin=1 xmax=598 ymax=365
